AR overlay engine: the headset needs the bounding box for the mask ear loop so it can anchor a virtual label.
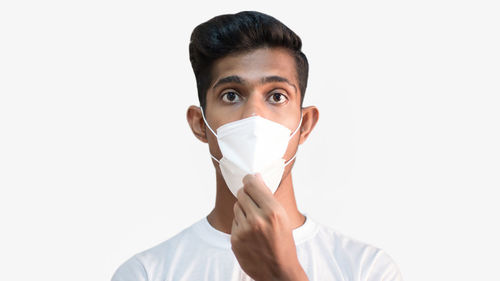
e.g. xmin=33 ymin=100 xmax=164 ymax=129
xmin=210 ymin=154 xmax=220 ymax=164
xmin=200 ymin=107 xmax=221 ymax=164
xmin=284 ymin=113 xmax=303 ymax=166
xmin=200 ymin=106 xmax=218 ymax=138
xmin=284 ymin=154 xmax=297 ymax=166
xmin=289 ymin=113 xmax=303 ymax=140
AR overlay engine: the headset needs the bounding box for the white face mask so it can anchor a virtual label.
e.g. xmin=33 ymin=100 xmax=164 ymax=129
xmin=200 ymin=107 xmax=302 ymax=197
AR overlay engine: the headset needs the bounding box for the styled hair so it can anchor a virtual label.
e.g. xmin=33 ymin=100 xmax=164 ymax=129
xmin=189 ymin=11 xmax=309 ymax=111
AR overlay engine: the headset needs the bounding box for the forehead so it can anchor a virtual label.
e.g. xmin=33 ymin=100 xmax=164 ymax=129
xmin=210 ymin=47 xmax=298 ymax=87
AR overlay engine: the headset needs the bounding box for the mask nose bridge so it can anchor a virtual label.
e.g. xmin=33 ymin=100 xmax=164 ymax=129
xmin=201 ymin=106 xmax=303 ymax=140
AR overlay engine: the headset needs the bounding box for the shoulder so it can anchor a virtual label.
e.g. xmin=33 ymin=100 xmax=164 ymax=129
xmin=365 ymin=249 xmax=404 ymax=281
xmin=111 ymin=255 xmax=148 ymax=281
xmin=310 ymin=218 xmax=404 ymax=281
xmin=111 ymin=221 xmax=200 ymax=281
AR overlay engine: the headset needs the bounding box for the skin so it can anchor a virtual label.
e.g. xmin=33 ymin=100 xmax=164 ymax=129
xmin=186 ymin=47 xmax=319 ymax=281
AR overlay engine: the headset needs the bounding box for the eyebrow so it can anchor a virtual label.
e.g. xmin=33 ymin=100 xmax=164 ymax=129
xmin=211 ymin=75 xmax=297 ymax=93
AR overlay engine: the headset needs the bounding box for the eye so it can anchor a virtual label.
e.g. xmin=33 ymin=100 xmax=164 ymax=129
xmin=221 ymin=91 xmax=241 ymax=103
xmin=268 ymin=92 xmax=288 ymax=104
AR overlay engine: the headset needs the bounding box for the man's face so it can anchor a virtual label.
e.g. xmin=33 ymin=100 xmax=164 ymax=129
xmin=203 ymin=47 xmax=303 ymax=164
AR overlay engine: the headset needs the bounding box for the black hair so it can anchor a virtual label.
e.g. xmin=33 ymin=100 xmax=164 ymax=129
xmin=189 ymin=11 xmax=309 ymax=111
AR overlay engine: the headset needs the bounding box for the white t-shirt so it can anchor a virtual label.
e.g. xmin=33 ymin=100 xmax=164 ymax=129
xmin=112 ymin=213 xmax=403 ymax=281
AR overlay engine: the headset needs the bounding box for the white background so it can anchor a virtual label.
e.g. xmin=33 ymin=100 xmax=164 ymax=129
xmin=1 ymin=1 xmax=499 ymax=281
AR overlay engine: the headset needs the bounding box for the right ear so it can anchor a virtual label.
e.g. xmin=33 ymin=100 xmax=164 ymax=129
xmin=186 ymin=105 xmax=208 ymax=143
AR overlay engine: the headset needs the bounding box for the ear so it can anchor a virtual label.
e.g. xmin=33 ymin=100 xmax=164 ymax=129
xmin=186 ymin=105 xmax=208 ymax=143
xmin=298 ymin=106 xmax=319 ymax=145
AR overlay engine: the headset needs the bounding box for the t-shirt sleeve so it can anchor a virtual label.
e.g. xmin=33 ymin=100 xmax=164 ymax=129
xmin=365 ymin=249 xmax=404 ymax=281
xmin=111 ymin=255 xmax=148 ymax=281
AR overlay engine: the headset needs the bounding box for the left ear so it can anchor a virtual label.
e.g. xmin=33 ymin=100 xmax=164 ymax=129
xmin=298 ymin=106 xmax=319 ymax=145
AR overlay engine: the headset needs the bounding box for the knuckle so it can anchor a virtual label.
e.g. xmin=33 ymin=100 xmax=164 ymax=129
xmin=248 ymin=216 xmax=264 ymax=231
xmin=265 ymin=208 xmax=280 ymax=223
xmin=242 ymin=174 xmax=252 ymax=184
xmin=236 ymin=188 xmax=245 ymax=199
xmin=253 ymin=222 xmax=264 ymax=232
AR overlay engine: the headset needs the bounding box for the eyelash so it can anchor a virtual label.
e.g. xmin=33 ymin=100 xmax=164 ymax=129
xmin=220 ymin=90 xmax=288 ymax=104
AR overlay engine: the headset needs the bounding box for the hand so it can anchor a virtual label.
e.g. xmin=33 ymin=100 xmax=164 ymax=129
xmin=230 ymin=173 xmax=309 ymax=281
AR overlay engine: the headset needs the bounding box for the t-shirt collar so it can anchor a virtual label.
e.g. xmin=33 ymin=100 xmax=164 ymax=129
xmin=193 ymin=212 xmax=318 ymax=249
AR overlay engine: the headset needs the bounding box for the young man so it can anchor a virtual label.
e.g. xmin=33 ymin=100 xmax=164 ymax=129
xmin=112 ymin=11 xmax=403 ymax=281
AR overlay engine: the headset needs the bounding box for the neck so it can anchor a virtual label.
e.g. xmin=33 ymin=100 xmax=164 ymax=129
xmin=207 ymin=169 xmax=305 ymax=235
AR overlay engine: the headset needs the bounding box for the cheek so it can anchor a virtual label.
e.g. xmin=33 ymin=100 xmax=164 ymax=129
xmin=278 ymin=108 xmax=303 ymax=132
